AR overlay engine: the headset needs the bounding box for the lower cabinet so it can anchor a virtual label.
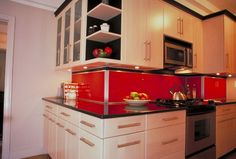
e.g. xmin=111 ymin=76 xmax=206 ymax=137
xmin=79 ymin=129 xmax=103 ymax=159
xmin=104 ymin=132 xmax=145 ymax=159
xmin=43 ymin=102 xmax=186 ymax=159
xmin=216 ymin=105 xmax=236 ymax=158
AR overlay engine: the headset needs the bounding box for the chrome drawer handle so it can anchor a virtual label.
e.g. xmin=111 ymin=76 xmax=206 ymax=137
xmin=43 ymin=114 xmax=48 ymax=118
xmin=65 ymin=129 xmax=76 ymax=136
xmin=117 ymin=140 xmax=141 ymax=148
xmin=222 ymin=108 xmax=231 ymax=112
xmin=162 ymin=117 xmax=178 ymax=121
xmin=56 ymin=123 xmax=65 ymax=128
xmin=46 ymin=105 xmax=53 ymax=109
xmin=118 ymin=123 xmax=141 ymax=129
xmin=162 ymin=138 xmax=178 ymax=145
xmin=80 ymin=120 xmax=95 ymax=128
xmin=60 ymin=112 xmax=70 ymax=117
xmin=80 ymin=137 xmax=95 ymax=147
xmin=49 ymin=118 xmax=55 ymax=123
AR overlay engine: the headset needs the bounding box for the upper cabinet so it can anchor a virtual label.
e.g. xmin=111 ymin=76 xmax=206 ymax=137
xmin=192 ymin=17 xmax=203 ymax=73
xmin=56 ymin=0 xmax=84 ymax=69
xmin=203 ymin=15 xmax=236 ymax=74
xmin=164 ymin=3 xmax=193 ymax=43
xmin=122 ymin=0 xmax=164 ymax=69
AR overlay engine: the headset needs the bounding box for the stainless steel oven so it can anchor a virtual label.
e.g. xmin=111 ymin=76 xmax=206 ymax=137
xmin=186 ymin=111 xmax=216 ymax=159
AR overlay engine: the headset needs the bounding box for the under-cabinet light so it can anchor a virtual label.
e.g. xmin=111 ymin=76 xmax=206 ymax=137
xmin=228 ymin=74 xmax=232 ymax=77
xmin=134 ymin=66 xmax=140 ymax=69
xmin=216 ymin=73 xmax=220 ymax=76
xmin=83 ymin=66 xmax=88 ymax=69
xmin=67 ymin=69 xmax=72 ymax=72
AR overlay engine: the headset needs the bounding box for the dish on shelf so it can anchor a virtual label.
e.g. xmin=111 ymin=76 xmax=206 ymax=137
xmin=124 ymin=99 xmax=150 ymax=107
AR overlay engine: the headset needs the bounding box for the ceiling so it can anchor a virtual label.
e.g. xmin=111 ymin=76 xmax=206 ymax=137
xmin=175 ymin=0 xmax=236 ymax=16
xmin=10 ymin=0 xmax=236 ymax=16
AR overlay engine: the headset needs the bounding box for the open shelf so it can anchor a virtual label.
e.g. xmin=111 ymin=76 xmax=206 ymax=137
xmin=87 ymin=30 xmax=121 ymax=43
xmin=87 ymin=3 xmax=121 ymax=21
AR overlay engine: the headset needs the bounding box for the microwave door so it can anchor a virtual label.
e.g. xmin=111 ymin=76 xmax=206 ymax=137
xmin=165 ymin=43 xmax=186 ymax=65
xmin=187 ymin=48 xmax=193 ymax=67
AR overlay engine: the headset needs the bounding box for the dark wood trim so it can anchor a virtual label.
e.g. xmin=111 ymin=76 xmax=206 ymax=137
xmin=54 ymin=0 xmax=72 ymax=16
xmin=203 ymin=9 xmax=236 ymax=21
xmin=163 ymin=0 xmax=204 ymax=19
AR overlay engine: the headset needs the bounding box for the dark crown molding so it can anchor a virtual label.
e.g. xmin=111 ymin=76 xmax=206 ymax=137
xmin=54 ymin=0 xmax=72 ymax=16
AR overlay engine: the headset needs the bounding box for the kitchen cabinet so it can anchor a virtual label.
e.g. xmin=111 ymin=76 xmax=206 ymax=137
xmin=56 ymin=0 xmax=84 ymax=69
xmin=164 ymin=2 xmax=193 ymax=42
xmin=0 ymin=32 xmax=7 ymax=50
xmin=216 ymin=105 xmax=236 ymax=158
xmin=56 ymin=117 xmax=66 ymax=159
xmin=192 ymin=17 xmax=203 ymax=73
xmin=203 ymin=15 xmax=235 ymax=74
xmin=122 ymin=0 xmax=163 ymax=69
xmin=104 ymin=132 xmax=145 ymax=159
xmin=146 ymin=111 xmax=186 ymax=159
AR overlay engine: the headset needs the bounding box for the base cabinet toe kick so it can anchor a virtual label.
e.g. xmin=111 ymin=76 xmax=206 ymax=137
xmin=43 ymin=101 xmax=186 ymax=159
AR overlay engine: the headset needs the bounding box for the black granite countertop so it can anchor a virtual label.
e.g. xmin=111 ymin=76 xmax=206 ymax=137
xmin=212 ymin=99 xmax=236 ymax=106
xmin=42 ymin=97 xmax=186 ymax=119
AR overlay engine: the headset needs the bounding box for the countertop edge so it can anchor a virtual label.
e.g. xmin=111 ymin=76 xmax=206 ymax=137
xmin=42 ymin=97 xmax=186 ymax=119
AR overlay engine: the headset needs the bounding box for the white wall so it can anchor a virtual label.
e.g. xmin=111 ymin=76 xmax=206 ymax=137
xmin=0 ymin=0 xmax=71 ymax=158
xmin=227 ymin=77 xmax=236 ymax=99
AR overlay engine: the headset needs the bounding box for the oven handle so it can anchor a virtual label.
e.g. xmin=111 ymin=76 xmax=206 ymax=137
xmin=187 ymin=109 xmax=215 ymax=116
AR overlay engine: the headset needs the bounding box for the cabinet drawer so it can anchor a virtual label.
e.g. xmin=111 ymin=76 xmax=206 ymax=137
xmin=104 ymin=115 xmax=145 ymax=138
xmin=79 ymin=113 xmax=103 ymax=138
xmin=44 ymin=102 xmax=58 ymax=114
xmin=146 ymin=123 xmax=185 ymax=159
xmin=216 ymin=105 xmax=236 ymax=116
xmin=147 ymin=110 xmax=185 ymax=129
xmin=58 ymin=106 xmax=80 ymax=126
xmin=104 ymin=132 xmax=145 ymax=159
xmin=79 ymin=129 xmax=103 ymax=159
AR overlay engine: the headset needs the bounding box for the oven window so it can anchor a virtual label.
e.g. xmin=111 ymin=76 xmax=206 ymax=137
xmin=167 ymin=48 xmax=185 ymax=62
xmin=194 ymin=119 xmax=210 ymax=141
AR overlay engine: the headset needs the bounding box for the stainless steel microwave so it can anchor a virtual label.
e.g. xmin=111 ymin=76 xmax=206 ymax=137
xmin=164 ymin=41 xmax=193 ymax=68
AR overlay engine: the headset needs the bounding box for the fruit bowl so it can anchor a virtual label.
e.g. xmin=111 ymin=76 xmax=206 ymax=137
xmin=124 ymin=99 xmax=150 ymax=107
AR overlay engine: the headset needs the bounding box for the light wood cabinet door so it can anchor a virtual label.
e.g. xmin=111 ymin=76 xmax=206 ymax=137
xmin=65 ymin=122 xmax=80 ymax=159
xmin=48 ymin=113 xmax=57 ymax=159
xmin=79 ymin=129 xmax=103 ymax=159
xmin=216 ymin=111 xmax=235 ymax=158
xmin=164 ymin=3 xmax=193 ymax=42
xmin=224 ymin=16 xmax=235 ymax=74
xmin=104 ymin=132 xmax=145 ymax=159
xmin=192 ymin=17 xmax=203 ymax=73
xmin=56 ymin=118 xmax=66 ymax=159
xmin=123 ymin=0 xmax=163 ymax=69
xmin=146 ymin=123 xmax=185 ymax=159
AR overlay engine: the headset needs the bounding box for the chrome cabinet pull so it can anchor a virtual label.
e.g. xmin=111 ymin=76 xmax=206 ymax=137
xmin=46 ymin=105 xmax=52 ymax=109
xmin=60 ymin=112 xmax=70 ymax=117
xmin=66 ymin=129 xmax=76 ymax=136
xmin=194 ymin=54 xmax=197 ymax=68
xmin=117 ymin=140 xmax=141 ymax=148
xmin=181 ymin=18 xmax=184 ymax=35
xmin=144 ymin=41 xmax=148 ymax=61
xmin=225 ymin=53 xmax=229 ymax=68
xmin=49 ymin=118 xmax=55 ymax=123
xmin=162 ymin=138 xmax=178 ymax=145
xmin=43 ymin=114 xmax=48 ymax=118
xmin=80 ymin=137 xmax=95 ymax=147
xmin=56 ymin=123 xmax=65 ymax=128
xmin=80 ymin=120 xmax=95 ymax=128
xmin=118 ymin=122 xmax=141 ymax=129
xmin=177 ymin=17 xmax=181 ymax=34
xmin=162 ymin=117 xmax=178 ymax=121
xmin=147 ymin=41 xmax=151 ymax=61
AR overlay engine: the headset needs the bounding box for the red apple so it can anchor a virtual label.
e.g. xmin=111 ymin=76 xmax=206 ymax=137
xmin=92 ymin=48 xmax=99 ymax=57
xmin=104 ymin=46 xmax=112 ymax=55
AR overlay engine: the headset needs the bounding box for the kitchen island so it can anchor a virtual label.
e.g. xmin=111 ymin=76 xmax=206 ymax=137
xmin=42 ymin=97 xmax=186 ymax=159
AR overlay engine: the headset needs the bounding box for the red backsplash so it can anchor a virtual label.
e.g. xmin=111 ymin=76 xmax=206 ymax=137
xmin=72 ymin=71 xmax=105 ymax=101
xmin=204 ymin=76 xmax=226 ymax=100
xmin=186 ymin=76 xmax=202 ymax=99
xmin=109 ymin=71 xmax=185 ymax=102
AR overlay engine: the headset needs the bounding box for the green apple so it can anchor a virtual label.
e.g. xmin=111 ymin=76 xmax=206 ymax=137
xmin=133 ymin=96 xmax=140 ymax=100
xmin=130 ymin=92 xmax=139 ymax=98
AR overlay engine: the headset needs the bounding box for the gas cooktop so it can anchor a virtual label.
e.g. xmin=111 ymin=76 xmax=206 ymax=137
xmin=155 ymin=99 xmax=216 ymax=115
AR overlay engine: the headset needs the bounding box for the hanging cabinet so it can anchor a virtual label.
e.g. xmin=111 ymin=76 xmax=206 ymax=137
xmin=56 ymin=0 xmax=84 ymax=69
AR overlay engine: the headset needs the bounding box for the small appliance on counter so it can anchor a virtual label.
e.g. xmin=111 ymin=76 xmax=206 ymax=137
xmin=62 ymin=82 xmax=79 ymax=100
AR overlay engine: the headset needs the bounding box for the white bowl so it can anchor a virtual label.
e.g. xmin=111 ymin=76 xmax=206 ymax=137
xmin=124 ymin=99 xmax=150 ymax=107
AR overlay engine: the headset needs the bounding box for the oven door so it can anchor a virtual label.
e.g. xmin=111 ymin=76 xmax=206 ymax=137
xmin=164 ymin=42 xmax=186 ymax=66
xmin=186 ymin=112 xmax=216 ymax=156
